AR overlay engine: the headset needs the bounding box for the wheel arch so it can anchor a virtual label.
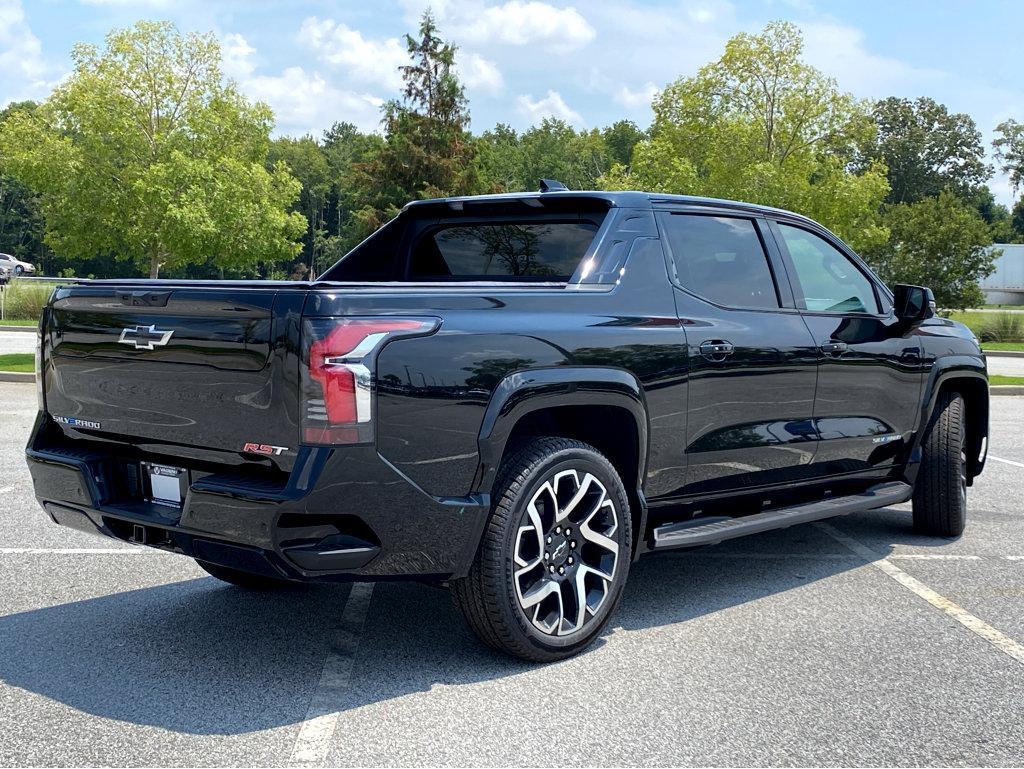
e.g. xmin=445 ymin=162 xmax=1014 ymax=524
xmin=914 ymin=360 xmax=988 ymax=483
xmin=475 ymin=367 xmax=650 ymax=558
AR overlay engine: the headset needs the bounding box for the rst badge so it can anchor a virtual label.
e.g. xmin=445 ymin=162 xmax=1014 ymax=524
xmin=53 ymin=415 xmax=101 ymax=430
xmin=242 ymin=442 xmax=289 ymax=456
xmin=118 ymin=324 xmax=174 ymax=350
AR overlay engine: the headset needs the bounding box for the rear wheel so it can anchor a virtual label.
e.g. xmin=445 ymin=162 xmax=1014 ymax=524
xmin=912 ymin=390 xmax=968 ymax=537
xmin=451 ymin=437 xmax=632 ymax=662
xmin=195 ymin=559 xmax=297 ymax=589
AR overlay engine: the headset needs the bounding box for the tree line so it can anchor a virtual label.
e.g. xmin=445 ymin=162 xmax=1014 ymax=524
xmin=1 ymin=15 xmax=1023 ymax=308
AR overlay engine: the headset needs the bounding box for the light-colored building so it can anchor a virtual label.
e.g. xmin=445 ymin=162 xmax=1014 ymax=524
xmin=981 ymin=244 xmax=1024 ymax=305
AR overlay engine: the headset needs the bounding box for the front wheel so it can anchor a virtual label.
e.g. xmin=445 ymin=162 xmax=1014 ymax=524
xmin=451 ymin=437 xmax=632 ymax=662
xmin=912 ymin=390 xmax=968 ymax=537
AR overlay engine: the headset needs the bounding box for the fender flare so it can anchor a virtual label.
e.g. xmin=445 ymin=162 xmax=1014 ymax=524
xmin=474 ymin=367 xmax=650 ymax=503
xmin=910 ymin=355 xmax=989 ymax=479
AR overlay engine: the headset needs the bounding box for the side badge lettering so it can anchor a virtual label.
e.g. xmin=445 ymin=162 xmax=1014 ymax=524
xmin=53 ymin=415 xmax=101 ymax=430
xmin=243 ymin=442 xmax=289 ymax=456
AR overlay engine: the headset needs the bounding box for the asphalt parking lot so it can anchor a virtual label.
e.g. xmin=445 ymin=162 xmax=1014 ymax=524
xmin=1 ymin=381 xmax=1023 ymax=767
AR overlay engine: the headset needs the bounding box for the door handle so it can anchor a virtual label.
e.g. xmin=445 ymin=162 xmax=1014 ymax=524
xmin=819 ymin=341 xmax=848 ymax=356
xmin=699 ymin=340 xmax=735 ymax=361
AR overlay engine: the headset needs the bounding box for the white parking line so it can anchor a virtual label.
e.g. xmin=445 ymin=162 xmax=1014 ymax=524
xmin=673 ymin=552 xmax=858 ymax=560
xmin=989 ymin=455 xmax=1024 ymax=469
xmin=289 ymin=581 xmax=375 ymax=766
xmin=818 ymin=523 xmax=1024 ymax=668
xmin=888 ymin=554 xmax=982 ymax=560
xmin=0 ymin=547 xmax=160 ymax=554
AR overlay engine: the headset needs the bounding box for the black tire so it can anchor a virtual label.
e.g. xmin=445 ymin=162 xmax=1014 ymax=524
xmin=451 ymin=437 xmax=632 ymax=662
xmin=195 ymin=559 xmax=297 ymax=590
xmin=13 ymin=265 xmax=22 ymax=276
xmin=912 ymin=390 xmax=968 ymax=537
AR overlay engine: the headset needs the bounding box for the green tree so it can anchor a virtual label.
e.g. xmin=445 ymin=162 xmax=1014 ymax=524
xmin=476 ymin=123 xmax=524 ymax=191
xmin=967 ymin=186 xmax=1017 ymax=242
xmin=865 ymin=191 xmax=996 ymax=310
xmin=994 ymin=119 xmax=1024 ymax=195
xmin=600 ymin=22 xmax=889 ymax=252
xmin=351 ymin=12 xmax=479 ymax=235
xmin=0 ymin=21 xmax=305 ymax=278
xmin=321 ymin=121 xmax=384 ymax=261
xmin=478 ymin=119 xmax=613 ymax=192
xmin=518 ymin=120 xmax=610 ymax=191
xmin=0 ymin=174 xmax=45 ymax=262
xmin=601 ymin=120 xmax=645 ymax=167
xmin=859 ymin=97 xmax=990 ymax=204
xmin=268 ymin=135 xmax=330 ymax=274
xmin=0 ymin=101 xmax=49 ymax=268
xmin=1012 ymin=199 xmax=1024 ymax=243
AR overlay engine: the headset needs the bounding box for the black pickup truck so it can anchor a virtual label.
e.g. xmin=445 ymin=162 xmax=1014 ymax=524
xmin=26 ymin=187 xmax=988 ymax=661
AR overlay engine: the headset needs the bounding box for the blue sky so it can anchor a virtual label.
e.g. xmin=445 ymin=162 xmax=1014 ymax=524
xmin=2 ymin=0 xmax=1022 ymax=204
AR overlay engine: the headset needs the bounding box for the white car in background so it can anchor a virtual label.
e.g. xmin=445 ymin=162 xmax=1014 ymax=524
xmin=0 ymin=253 xmax=35 ymax=276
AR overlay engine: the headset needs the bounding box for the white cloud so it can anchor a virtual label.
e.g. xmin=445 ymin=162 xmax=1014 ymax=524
xmin=78 ymin=0 xmax=174 ymax=5
xmin=516 ymin=90 xmax=583 ymax=126
xmin=220 ymin=32 xmax=256 ymax=80
xmin=222 ymin=34 xmax=385 ymax=137
xmin=800 ymin=22 xmax=943 ymax=97
xmin=687 ymin=2 xmax=732 ymax=24
xmin=0 ymin=0 xmax=57 ymax=105
xmin=417 ymin=0 xmax=596 ymax=52
xmin=564 ymin=0 xmax=733 ymax=120
xmin=299 ymin=17 xmax=407 ymax=90
xmin=988 ymin=175 xmax=1017 ymax=206
xmin=458 ymin=52 xmax=504 ymax=95
xmin=614 ymin=82 xmax=658 ymax=109
xmin=241 ymin=66 xmax=383 ymax=137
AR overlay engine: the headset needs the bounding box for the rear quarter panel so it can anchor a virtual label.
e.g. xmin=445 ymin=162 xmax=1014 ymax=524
xmin=305 ymin=236 xmax=688 ymax=501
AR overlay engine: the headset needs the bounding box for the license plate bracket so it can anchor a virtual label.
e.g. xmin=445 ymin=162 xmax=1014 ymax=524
xmin=142 ymin=463 xmax=186 ymax=508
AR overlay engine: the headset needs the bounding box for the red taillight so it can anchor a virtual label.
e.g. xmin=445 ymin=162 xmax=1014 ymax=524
xmin=301 ymin=317 xmax=438 ymax=445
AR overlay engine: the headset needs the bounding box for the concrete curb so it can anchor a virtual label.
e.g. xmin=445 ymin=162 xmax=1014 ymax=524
xmin=991 ymin=386 xmax=1024 ymax=396
xmin=0 ymin=371 xmax=33 ymax=382
xmin=984 ymin=350 xmax=1024 ymax=358
xmin=0 ymin=325 xmax=35 ymax=332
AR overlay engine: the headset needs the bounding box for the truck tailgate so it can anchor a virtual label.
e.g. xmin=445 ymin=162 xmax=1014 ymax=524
xmin=43 ymin=285 xmax=299 ymax=469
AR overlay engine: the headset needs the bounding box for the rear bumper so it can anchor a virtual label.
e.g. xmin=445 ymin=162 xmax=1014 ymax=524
xmin=26 ymin=415 xmax=489 ymax=582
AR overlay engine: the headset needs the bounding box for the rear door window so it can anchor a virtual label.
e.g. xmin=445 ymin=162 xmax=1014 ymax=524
xmin=658 ymin=213 xmax=780 ymax=309
xmin=409 ymin=222 xmax=598 ymax=280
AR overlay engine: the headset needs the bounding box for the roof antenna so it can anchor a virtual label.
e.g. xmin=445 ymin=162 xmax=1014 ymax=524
xmin=539 ymin=179 xmax=568 ymax=192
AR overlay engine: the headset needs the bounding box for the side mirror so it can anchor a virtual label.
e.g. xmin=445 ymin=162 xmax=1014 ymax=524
xmin=893 ymin=284 xmax=936 ymax=324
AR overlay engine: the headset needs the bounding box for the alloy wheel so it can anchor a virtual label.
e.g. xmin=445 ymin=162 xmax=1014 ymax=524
xmin=512 ymin=469 xmax=620 ymax=637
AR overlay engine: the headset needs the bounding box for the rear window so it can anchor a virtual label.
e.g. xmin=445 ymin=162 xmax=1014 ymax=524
xmin=319 ymin=199 xmax=610 ymax=284
xmin=409 ymin=222 xmax=597 ymax=280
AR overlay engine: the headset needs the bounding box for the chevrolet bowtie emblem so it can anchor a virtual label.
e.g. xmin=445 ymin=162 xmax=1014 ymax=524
xmin=118 ymin=324 xmax=174 ymax=350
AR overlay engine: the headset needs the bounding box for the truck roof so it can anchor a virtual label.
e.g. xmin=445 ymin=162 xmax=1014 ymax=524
xmin=404 ymin=189 xmax=818 ymax=225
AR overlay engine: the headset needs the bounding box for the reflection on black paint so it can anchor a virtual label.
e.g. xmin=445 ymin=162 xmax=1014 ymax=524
xmin=689 ymin=419 xmax=816 ymax=452
xmin=815 ymin=416 xmax=892 ymax=440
